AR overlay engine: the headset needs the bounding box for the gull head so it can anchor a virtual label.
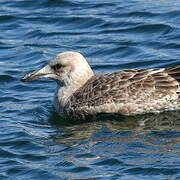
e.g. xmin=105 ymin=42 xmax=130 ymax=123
xmin=21 ymin=51 xmax=94 ymax=87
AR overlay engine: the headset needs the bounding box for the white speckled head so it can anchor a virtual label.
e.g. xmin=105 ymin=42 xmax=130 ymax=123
xmin=22 ymin=51 xmax=94 ymax=109
xmin=49 ymin=51 xmax=94 ymax=85
xmin=22 ymin=51 xmax=94 ymax=87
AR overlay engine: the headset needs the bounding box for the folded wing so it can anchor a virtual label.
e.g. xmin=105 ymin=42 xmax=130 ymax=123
xmin=66 ymin=67 xmax=180 ymax=116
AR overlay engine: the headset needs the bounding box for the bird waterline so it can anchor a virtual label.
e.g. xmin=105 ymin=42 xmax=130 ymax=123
xmin=22 ymin=51 xmax=180 ymax=119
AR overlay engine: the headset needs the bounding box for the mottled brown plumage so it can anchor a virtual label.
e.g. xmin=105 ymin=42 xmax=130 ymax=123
xmin=66 ymin=67 xmax=180 ymax=118
xmin=21 ymin=52 xmax=180 ymax=119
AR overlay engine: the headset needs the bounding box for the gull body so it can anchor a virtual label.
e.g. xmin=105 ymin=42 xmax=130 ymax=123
xmin=22 ymin=51 xmax=180 ymax=119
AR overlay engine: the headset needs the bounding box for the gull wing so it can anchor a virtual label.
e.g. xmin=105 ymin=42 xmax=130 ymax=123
xmin=66 ymin=67 xmax=179 ymax=116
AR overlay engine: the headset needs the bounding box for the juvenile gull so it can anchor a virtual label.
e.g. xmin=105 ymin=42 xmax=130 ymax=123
xmin=22 ymin=51 xmax=180 ymax=119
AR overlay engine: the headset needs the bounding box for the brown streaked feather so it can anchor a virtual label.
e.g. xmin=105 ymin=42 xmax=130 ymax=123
xmin=66 ymin=67 xmax=180 ymax=116
xmin=166 ymin=66 xmax=180 ymax=82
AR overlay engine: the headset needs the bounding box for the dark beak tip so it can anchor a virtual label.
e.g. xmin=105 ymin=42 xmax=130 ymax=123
xmin=21 ymin=69 xmax=47 ymax=83
xmin=21 ymin=77 xmax=27 ymax=82
xmin=21 ymin=74 xmax=30 ymax=82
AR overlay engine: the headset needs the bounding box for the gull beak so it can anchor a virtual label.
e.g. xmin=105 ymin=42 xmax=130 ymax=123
xmin=21 ymin=65 xmax=52 ymax=82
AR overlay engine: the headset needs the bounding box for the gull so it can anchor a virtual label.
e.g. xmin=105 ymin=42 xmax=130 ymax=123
xmin=22 ymin=51 xmax=180 ymax=119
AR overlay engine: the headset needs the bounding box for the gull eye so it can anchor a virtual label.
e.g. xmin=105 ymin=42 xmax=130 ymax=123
xmin=53 ymin=64 xmax=62 ymax=71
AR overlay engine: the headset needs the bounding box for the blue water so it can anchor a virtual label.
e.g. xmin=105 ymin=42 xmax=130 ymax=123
xmin=0 ymin=0 xmax=180 ymax=179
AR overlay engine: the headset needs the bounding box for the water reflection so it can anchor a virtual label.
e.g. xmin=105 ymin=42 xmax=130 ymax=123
xmin=48 ymin=111 xmax=180 ymax=152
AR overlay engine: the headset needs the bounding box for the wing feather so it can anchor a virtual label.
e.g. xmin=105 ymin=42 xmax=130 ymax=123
xmin=67 ymin=68 xmax=179 ymax=110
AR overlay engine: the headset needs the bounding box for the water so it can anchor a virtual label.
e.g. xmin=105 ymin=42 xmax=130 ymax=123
xmin=0 ymin=0 xmax=180 ymax=179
